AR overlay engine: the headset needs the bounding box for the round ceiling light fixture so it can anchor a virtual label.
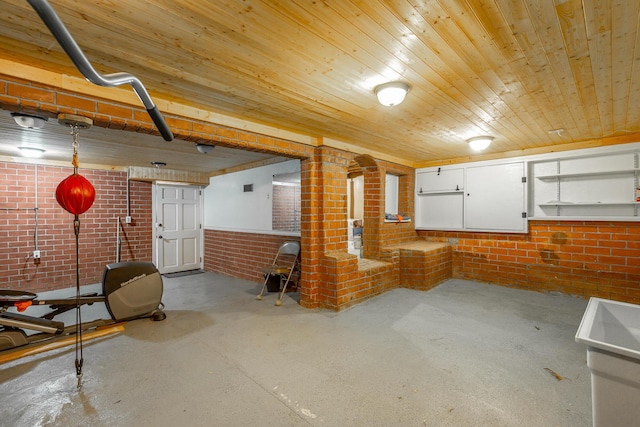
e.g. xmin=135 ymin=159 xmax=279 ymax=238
xmin=374 ymin=81 xmax=410 ymax=107
xmin=196 ymin=143 xmax=215 ymax=154
xmin=467 ymin=136 xmax=494 ymax=151
xmin=11 ymin=112 xmax=48 ymax=129
xmin=18 ymin=147 xmax=45 ymax=158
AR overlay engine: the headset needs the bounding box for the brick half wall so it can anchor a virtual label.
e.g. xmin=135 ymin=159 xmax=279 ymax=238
xmin=203 ymin=229 xmax=301 ymax=284
xmin=418 ymin=220 xmax=640 ymax=303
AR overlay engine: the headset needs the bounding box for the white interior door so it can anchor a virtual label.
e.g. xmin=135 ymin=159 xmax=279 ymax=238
xmin=154 ymin=184 xmax=203 ymax=274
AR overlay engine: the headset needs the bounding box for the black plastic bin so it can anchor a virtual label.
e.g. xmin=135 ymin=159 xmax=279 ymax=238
xmin=265 ymin=274 xmax=281 ymax=292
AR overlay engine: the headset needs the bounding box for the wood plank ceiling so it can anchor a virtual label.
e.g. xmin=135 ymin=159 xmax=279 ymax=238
xmin=0 ymin=0 xmax=638 ymax=172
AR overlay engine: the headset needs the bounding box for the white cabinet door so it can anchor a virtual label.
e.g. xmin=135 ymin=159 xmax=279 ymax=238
xmin=416 ymin=168 xmax=463 ymax=193
xmin=464 ymin=162 xmax=526 ymax=232
xmin=415 ymin=193 xmax=464 ymax=229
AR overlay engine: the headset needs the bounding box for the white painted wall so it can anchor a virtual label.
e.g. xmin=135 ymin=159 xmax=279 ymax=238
xmin=348 ymin=175 xmax=364 ymax=220
xmin=385 ymin=174 xmax=399 ymax=214
xmin=203 ymin=159 xmax=300 ymax=231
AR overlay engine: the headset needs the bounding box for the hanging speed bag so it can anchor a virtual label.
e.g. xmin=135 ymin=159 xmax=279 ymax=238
xmin=56 ymin=173 xmax=95 ymax=215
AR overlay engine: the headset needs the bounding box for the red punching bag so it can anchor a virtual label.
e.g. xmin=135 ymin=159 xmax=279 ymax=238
xmin=55 ymin=173 xmax=95 ymax=215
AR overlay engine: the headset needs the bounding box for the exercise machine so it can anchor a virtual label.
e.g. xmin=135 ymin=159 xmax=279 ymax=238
xmin=0 ymin=261 xmax=166 ymax=352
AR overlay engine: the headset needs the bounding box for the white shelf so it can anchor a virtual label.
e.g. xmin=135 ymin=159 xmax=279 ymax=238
xmin=538 ymin=201 xmax=639 ymax=207
xmin=417 ymin=190 xmax=464 ymax=195
xmin=536 ymin=168 xmax=640 ymax=181
xmin=529 ymin=216 xmax=640 ymax=221
xmin=529 ymin=150 xmax=640 ymax=221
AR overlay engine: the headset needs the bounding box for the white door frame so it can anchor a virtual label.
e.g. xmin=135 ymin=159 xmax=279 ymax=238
xmin=152 ymin=182 xmax=204 ymax=274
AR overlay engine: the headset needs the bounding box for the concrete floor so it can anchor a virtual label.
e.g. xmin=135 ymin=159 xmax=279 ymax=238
xmin=0 ymin=273 xmax=592 ymax=426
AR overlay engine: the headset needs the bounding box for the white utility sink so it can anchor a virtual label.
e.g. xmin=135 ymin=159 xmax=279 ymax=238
xmin=576 ymin=297 xmax=640 ymax=427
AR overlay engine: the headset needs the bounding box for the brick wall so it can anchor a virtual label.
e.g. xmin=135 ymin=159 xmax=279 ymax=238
xmin=0 ymin=73 xmax=316 ymax=293
xmin=272 ymin=184 xmax=301 ymax=232
xmin=300 ymin=148 xmax=354 ymax=308
xmin=203 ymin=229 xmax=300 ymax=284
xmin=9 ymin=73 xmax=639 ymax=310
xmin=418 ymin=220 xmax=640 ymax=303
xmin=2 ymin=73 xmax=428 ymax=311
xmin=299 ymin=150 xmax=420 ymax=310
xmin=378 ymin=162 xmax=418 ymax=248
xmin=299 ymin=156 xmax=322 ymax=307
xmin=0 ymin=162 xmax=152 ymax=292
xmin=0 ymin=75 xmax=316 ymax=160
xmin=397 ymin=245 xmax=451 ymax=291
xmin=355 ymin=156 xmax=418 ymax=258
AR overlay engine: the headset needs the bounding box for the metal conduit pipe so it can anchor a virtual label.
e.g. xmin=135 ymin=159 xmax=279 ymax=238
xmin=27 ymin=0 xmax=174 ymax=142
xmin=34 ymin=165 xmax=39 ymax=252
xmin=115 ymin=217 xmax=121 ymax=263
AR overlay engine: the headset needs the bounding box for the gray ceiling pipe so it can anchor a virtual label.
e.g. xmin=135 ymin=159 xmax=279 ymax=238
xmin=27 ymin=0 xmax=174 ymax=142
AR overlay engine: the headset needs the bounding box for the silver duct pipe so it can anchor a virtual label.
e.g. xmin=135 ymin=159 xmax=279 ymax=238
xmin=27 ymin=0 xmax=174 ymax=142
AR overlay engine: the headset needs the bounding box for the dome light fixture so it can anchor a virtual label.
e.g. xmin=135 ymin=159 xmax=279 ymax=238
xmin=374 ymin=81 xmax=410 ymax=107
xmin=18 ymin=147 xmax=45 ymax=158
xmin=196 ymin=143 xmax=215 ymax=154
xmin=151 ymin=161 xmax=167 ymax=168
xmin=11 ymin=112 xmax=48 ymax=129
xmin=467 ymin=136 xmax=494 ymax=151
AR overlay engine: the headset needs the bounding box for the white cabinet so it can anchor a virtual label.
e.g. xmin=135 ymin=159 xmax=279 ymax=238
xmin=416 ymin=144 xmax=640 ymax=229
xmin=415 ymin=193 xmax=464 ymax=229
xmin=415 ymin=168 xmax=464 ymax=230
xmin=415 ymin=162 xmax=527 ymax=232
xmin=465 ymin=163 xmax=527 ymax=231
xmin=416 ymin=168 xmax=463 ymax=193
xmin=529 ymin=151 xmax=640 ymax=220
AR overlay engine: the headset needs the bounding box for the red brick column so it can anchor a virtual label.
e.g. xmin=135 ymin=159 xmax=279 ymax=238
xmin=299 ymin=147 xmax=354 ymax=309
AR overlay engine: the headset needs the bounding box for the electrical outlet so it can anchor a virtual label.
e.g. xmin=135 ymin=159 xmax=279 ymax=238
xmin=33 ymin=250 xmax=41 ymax=259
xmin=125 ymin=216 xmax=132 ymax=224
